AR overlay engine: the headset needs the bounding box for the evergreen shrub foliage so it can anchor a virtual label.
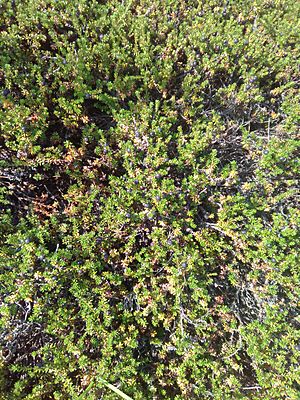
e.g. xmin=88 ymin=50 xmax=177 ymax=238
xmin=0 ymin=0 xmax=299 ymax=399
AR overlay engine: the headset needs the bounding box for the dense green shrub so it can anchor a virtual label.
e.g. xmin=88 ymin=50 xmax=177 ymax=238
xmin=0 ymin=0 xmax=299 ymax=399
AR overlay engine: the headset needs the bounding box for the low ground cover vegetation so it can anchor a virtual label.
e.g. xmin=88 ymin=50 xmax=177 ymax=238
xmin=0 ymin=0 xmax=299 ymax=398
